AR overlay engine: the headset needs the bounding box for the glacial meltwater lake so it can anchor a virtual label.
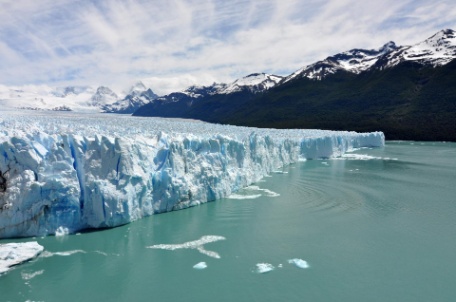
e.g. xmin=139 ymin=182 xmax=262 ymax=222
xmin=1 ymin=141 xmax=455 ymax=302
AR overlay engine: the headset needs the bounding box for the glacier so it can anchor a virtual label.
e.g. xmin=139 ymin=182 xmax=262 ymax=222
xmin=0 ymin=110 xmax=384 ymax=238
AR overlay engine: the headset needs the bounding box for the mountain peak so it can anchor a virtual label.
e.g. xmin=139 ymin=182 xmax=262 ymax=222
xmin=219 ymin=73 xmax=283 ymax=94
xmin=379 ymin=41 xmax=397 ymax=53
xmin=424 ymin=28 xmax=455 ymax=45
xmin=129 ymin=81 xmax=147 ymax=95
xmin=285 ymin=28 xmax=456 ymax=83
xmin=379 ymin=28 xmax=456 ymax=68
xmin=91 ymin=86 xmax=118 ymax=106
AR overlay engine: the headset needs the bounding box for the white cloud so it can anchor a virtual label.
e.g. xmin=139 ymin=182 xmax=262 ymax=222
xmin=0 ymin=0 xmax=454 ymax=94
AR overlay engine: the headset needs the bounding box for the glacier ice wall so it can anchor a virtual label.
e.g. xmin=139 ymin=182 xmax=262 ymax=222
xmin=0 ymin=111 xmax=384 ymax=238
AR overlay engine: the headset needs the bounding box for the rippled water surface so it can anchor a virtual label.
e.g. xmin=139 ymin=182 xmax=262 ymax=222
xmin=1 ymin=141 xmax=456 ymax=302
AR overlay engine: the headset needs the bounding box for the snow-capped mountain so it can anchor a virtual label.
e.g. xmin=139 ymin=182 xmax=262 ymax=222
xmin=218 ymin=73 xmax=283 ymax=94
xmin=284 ymin=29 xmax=455 ymax=82
xmin=284 ymin=42 xmax=399 ymax=82
xmin=0 ymin=85 xmax=97 ymax=111
xmin=157 ymin=73 xmax=282 ymax=102
xmin=52 ymin=86 xmax=94 ymax=98
xmin=90 ymin=86 xmax=119 ymax=107
xmin=102 ymin=82 xmax=158 ymax=114
xmin=377 ymin=29 xmax=456 ymax=69
xmin=128 ymin=81 xmax=148 ymax=95
xmin=142 ymin=73 xmax=282 ymax=112
xmin=0 ymin=81 xmax=159 ymax=113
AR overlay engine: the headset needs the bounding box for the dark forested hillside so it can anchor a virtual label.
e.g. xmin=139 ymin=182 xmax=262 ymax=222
xmin=134 ymin=60 xmax=456 ymax=141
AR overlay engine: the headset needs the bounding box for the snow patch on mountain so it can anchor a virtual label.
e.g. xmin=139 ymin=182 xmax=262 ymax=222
xmin=219 ymin=73 xmax=283 ymax=94
xmin=152 ymin=73 xmax=283 ymax=107
xmin=285 ymin=29 xmax=455 ymax=82
xmin=380 ymin=29 xmax=456 ymax=68
xmin=284 ymin=42 xmax=399 ymax=82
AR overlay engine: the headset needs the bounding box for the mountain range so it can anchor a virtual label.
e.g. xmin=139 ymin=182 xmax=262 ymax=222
xmin=1 ymin=29 xmax=454 ymax=141
xmin=134 ymin=29 xmax=456 ymax=141
xmin=0 ymin=81 xmax=156 ymax=114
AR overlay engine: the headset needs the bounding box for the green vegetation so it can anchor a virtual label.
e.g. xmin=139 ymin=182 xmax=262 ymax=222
xmin=134 ymin=61 xmax=456 ymax=141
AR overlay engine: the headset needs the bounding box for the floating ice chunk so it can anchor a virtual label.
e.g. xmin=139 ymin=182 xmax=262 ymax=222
xmin=21 ymin=269 xmax=44 ymax=280
xmin=255 ymin=263 xmax=275 ymax=274
xmin=55 ymin=226 xmax=69 ymax=237
xmin=147 ymin=235 xmax=225 ymax=259
xmin=0 ymin=242 xmax=44 ymax=274
xmin=193 ymin=262 xmax=207 ymax=270
xmin=288 ymin=258 xmax=309 ymax=269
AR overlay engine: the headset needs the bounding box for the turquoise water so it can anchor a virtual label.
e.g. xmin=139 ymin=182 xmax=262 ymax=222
xmin=1 ymin=141 xmax=456 ymax=302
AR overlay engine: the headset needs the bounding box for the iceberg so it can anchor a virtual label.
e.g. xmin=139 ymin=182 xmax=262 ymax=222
xmin=193 ymin=262 xmax=208 ymax=270
xmin=255 ymin=263 xmax=275 ymax=274
xmin=288 ymin=258 xmax=310 ymax=269
xmin=0 ymin=111 xmax=384 ymax=238
xmin=0 ymin=241 xmax=44 ymax=274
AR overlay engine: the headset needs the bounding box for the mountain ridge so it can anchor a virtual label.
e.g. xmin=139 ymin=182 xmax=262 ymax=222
xmin=134 ymin=29 xmax=456 ymax=141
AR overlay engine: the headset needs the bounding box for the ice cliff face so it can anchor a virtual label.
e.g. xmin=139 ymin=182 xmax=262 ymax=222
xmin=0 ymin=111 xmax=384 ymax=238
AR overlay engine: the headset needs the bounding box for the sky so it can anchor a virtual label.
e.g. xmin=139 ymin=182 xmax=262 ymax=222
xmin=0 ymin=0 xmax=455 ymax=95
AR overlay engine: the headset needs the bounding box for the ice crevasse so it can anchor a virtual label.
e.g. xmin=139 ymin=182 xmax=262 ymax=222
xmin=0 ymin=112 xmax=384 ymax=238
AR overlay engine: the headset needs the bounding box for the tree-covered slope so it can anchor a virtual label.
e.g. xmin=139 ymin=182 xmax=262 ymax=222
xmin=134 ymin=60 xmax=456 ymax=141
xmin=221 ymin=60 xmax=456 ymax=141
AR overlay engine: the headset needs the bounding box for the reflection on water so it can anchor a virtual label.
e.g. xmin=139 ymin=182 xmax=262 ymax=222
xmin=1 ymin=141 xmax=456 ymax=302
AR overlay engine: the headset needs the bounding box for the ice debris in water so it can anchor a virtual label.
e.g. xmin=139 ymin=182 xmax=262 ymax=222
xmin=193 ymin=262 xmax=207 ymax=270
xmin=288 ymin=258 xmax=309 ymax=269
xmin=228 ymin=185 xmax=280 ymax=199
xmin=0 ymin=110 xmax=384 ymax=238
xmin=147 ymin=235 xmax=225 ymax=259
xmin=228 ymin=194 xmax=262 ymax=200
xmin=40 ymin=250 xmax=86 ymax=258
xmin=55 ymin=226 xmax=69 ymax=237
xmin=246 ymin=185 xmax=280 ymax=197
xmin=21 ymin=269 xmax=44 ymax=280
xmin=255 ymin=263 xmax=275 ymax=274
xmin=0 ymin=242 xmax=44 ymax=274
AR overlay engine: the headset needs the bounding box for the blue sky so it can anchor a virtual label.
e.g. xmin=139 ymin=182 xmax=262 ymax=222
xmin=0 ymin=0 xmax=454 ymax=94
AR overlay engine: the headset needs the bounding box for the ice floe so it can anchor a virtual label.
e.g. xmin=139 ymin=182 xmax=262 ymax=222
xmin=193 ymin=262 xmax=207 ymax=270
xmin=147 ymin=235 xmax=226 ymax=259
xmin=255 ymin=263 xmax=275 ymax=274
xmin=288 ymin=258 xmax=310 ymax=269
xmin=0 ymin=242 xmax=44 ymax=274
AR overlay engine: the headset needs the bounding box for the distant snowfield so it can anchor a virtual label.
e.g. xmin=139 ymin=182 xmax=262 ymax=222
xmin=0 ymin=110 xmax=384 ymax=238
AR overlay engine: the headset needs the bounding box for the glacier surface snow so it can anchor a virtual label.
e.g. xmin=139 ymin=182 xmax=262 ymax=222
xmin=0 ymin=110 xmax=384 ymax=238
